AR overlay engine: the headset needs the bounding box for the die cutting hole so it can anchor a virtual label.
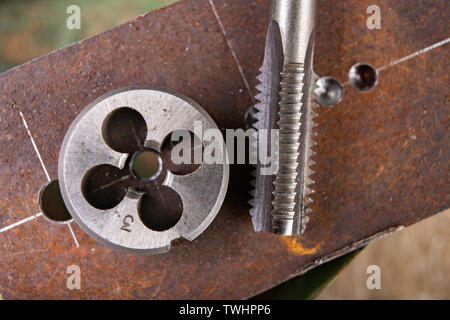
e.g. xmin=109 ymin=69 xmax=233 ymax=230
xmin=160 ymin=130 xmax=203 ymax=176
xmin=138 ymin=186 xmax=183 ymax=231
xmin=349 ymin=63 xmax=379 ymax=92
xmin=130 ymin=150 xmax=162 ymax=181
xmin=39 ymin=180 xmax=73 ymax=223
xmin=102 ymin=107 xmax=147 ymax=153
xmin=82 ymin=164 xmax=130 ymax=210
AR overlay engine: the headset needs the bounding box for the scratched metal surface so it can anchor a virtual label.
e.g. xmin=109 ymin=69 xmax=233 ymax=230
xmin=0 ymin=0 xmax=448 ymax=299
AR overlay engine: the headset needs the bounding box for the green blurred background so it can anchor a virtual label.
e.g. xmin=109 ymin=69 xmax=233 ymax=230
xmin=0 ymin=0 xmax=177 ymax=72
xmin=1 ymin=0 xmax=448 ymax=300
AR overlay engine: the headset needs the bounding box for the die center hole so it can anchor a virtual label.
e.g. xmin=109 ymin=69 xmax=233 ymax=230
xmin=130 ymin=150 xmax=162 ymax=181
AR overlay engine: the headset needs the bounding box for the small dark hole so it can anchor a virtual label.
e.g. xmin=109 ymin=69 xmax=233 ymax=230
xmin=39 ymin=180 xmax=72 ymax=223
xmin=139 ymin=186 xmax=183 ymax=231
xmin=245 ymin=107 xmax=258 ymax=128
xmin=82 ymin=164 xmax=130 ymax=210
xmin=349 ymin=63 xmax=378 ymax=92
xmin=102 ymin=107 xmax=147 ymax=153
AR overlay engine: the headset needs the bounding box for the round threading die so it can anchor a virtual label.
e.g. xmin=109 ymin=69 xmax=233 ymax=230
xmin=58 ymin=86 xmax=229 ymax=254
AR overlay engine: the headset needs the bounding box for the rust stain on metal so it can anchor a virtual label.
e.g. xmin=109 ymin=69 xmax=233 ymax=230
xmin=281 ymin=237 xmax=322 ymax=256
xmin=0 ymin=0 xmax=448 ymax=299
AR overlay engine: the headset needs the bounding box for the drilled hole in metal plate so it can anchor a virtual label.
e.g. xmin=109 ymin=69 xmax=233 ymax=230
xmin=138 ymin=186 xmax=183 ymax=231
xmin=82 ymin=164 xmax=130 ymax=210
xmin=39 ymin=180 xmax=73 ymax=223
xmin=160 ymin=130 xmax=203 ymax=176
xmin=245 ymin=107 xmax=258 ymax=128
xmin=315 ymin=76 xmax=343 ymax=107
xmin=102 ymin=107 xmax=147 ymax=153
xmin=349 ymin=63 xmax=379 ymax=92
xmin=130 ymin=150 xmax=162 ymax=181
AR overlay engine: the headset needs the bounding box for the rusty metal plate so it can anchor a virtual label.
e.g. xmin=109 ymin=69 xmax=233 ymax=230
xmin=0 ymin=0 xmax=448 ymax=299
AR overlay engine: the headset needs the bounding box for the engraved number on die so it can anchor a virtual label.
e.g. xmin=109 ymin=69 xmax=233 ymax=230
xmin=121 ymin=215 xmax=134 ymax=232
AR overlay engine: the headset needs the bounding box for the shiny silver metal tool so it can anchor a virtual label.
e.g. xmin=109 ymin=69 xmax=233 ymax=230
xmin=250 ymin=0 xmax=318 ymax=235
xmin=59 ymin=86 xmax=229 ymax=254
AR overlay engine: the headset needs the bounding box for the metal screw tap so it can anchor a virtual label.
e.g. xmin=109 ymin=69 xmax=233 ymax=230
xmin=250 ymin=0 xmax=318 ymax=235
